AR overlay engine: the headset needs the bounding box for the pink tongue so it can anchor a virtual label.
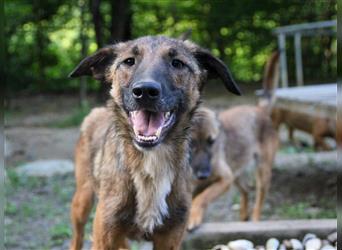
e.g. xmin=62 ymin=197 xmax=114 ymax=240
xmin=132 ymin=111 xmax=165 ymax=136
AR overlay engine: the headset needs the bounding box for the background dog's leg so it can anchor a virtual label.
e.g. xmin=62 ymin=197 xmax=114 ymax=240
xmin=235 ymin=178 xmax=249 ymax=221
xmin=70 ymin=137 xmax=95 ymax=250
xmin=313 ymin=120 xmax=331 ymax=150
xmin=288 ymin=126 xmax=294 ymax=142
xmin=92 ymin=201 xmax=129 ymax=250
xmin=188 ymin=167 xmax=233 ymax=231
xmin=251 ymin=138 xmax=276 ymax=221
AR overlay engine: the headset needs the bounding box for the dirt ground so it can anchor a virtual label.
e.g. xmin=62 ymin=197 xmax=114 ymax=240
xmin=4 ymin=85 xmax=338 ymax=249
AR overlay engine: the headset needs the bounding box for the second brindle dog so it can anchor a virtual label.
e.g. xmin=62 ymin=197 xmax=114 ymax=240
xmin=188 ymin=106 xmax=278 ymax=231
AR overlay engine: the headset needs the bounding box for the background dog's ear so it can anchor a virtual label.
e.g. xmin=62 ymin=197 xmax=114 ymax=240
xmin=69 ymin=46 xmax=116 ymax=81
xmin=178 ymin=29 xmax=192 ymax=41
xmin=194 ymin=49 xmax=241 ymax=95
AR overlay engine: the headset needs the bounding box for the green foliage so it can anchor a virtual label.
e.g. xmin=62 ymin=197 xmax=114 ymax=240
xmin=279 ymin=144 xmax=315 ymax=154
xmin=5 ymin=201 xmax=18 ymax=216
xmin=50 ymin=223 xmax=72 ymax=245
xmin=276 ymin=201 xmax=336 ymax=219
xmin=5 ymin=0 xmax=337 ymax=96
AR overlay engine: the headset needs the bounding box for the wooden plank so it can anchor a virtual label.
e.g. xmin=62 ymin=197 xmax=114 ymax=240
xmin=273 ymin=20 xmax=336 ymax=36
xmin=274 ymin=84 xmax=337 ymax=119
xmin=183 ymin=220 xmax=336 ymax=249
xmin=275 ymin=84 xmax=336 ymax=105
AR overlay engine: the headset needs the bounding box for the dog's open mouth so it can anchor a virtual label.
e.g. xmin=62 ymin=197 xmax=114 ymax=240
xmin=129 ymin=110 xmax=176 ymax=148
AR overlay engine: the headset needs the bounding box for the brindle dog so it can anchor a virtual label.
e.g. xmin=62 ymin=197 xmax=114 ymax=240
xmin=68 ymin=36 xmax=241 ymax=250
xmin=188 ymin=52 xmax=280 ymax=231
xmin=189 ymin=106 xmax=278 ymax=231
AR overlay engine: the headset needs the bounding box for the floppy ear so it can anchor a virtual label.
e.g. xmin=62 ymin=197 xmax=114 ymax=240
xmin=194 ymin=49 xmax=241 ymax=95
xmin=69 ymin=46 xmax=116 ymax=81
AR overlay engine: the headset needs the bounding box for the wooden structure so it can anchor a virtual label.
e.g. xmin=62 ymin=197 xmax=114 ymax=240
xmin=273 ymin=20 xmax=337 ymax=88
xmin=274 ymin=83 xmax=337 ymax=119
xmin=184 ymin=219 xmax=336 ymax=249
xmin=270 ymin=21 xmax=337 ymax=120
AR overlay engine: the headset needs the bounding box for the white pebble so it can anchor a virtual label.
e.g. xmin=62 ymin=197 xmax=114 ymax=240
xmin=304 ymin=238 xmax=321 ymax=250
xmin=278 ymin=244 xmax=286 ymax=250
xmin=266 ymin=238 xmax=279 ymax=250
xmin=211 ymin=244 xmax=229 ymax=250
xmin=303 ymin=233 xmax=317 ymax=245
xmin=228 ymin=239 xmax=254 ymax=250
xmin=321 ymin=245 xmax=335 ymax=250
xmin=327 ymin=232 xmax=337 ymax=244
xmin=231 ymin=203 xmax=240 ymax=211
xmin=290 ymin=239 xmax=304 ymax=250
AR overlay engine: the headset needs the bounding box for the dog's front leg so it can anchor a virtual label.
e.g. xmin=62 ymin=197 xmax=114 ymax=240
xmin=153 ymin=223 xmax=187 ymax=250
xmin=92 ymin=201 xmax=129 ymax=250
xmin=188 ymin=168 xmax=233 ymax=231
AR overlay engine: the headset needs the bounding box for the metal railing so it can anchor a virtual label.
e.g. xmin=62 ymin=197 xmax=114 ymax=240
xmin=273 ymin=20 xmax=337 ymax=88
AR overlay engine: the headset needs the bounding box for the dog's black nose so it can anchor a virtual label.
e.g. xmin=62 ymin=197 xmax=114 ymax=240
xmin=132 ymin=81 xmax=161 ymax=101
xmin=196 ymin=170 xmax=211 ymax=180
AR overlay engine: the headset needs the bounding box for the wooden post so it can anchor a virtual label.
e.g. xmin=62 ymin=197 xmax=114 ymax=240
xmin=278 ymin=33 xmax=288 ymax=88
xmin=294 ymin=32 xmax=304 ymax=86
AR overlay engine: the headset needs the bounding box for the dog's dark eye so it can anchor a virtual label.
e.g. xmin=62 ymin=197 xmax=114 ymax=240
xmin=123 ymin=58 xmax=135 ymax=66
xmin=207 ymin=137 xmax=215 ymax=145
xmin=171 ymin=59 xmax=185 ymax=69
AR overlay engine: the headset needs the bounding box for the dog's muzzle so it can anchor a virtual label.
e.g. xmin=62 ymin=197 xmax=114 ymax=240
xmin=127 ymin=81 xmax=178 ymax=148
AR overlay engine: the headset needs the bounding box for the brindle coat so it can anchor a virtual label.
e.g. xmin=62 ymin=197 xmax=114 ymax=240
xmin=69 ymin=36 xmax=240 ymax=250
xmin=271 ymin=107 xmax=336 ymax=150
xmin=188 ymin=106 xmax=278 ymax=231
xmin=188 ymin=52 xmax=280 ymax=231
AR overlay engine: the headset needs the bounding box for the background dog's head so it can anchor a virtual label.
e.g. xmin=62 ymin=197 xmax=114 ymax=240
xmin=191 ymin=107 xmax=220 ymax=179
xmin=70 ymin=36 xmax=240 ymax=149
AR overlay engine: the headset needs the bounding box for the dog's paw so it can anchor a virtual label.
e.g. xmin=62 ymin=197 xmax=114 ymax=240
xmin=187 ymin=206 xmax=204 ymax=232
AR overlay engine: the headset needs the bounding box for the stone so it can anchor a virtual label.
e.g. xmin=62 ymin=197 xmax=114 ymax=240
xmin=266 ymin=238 xmax=279 ymax=250
xmin=283 ymin=239 xmax=303 ymax=250
xmin=321 ymin=245 xmax=335 ymax=250
xmin=304 ymin=238 xmax=321 ymax=250
xmin=327 ymin=232 xmax=337 ymax=244
xmin=303 ymin=233 xmax=317 ymax=245
xmin=211 ymin=244 xmax=229 ymax=250
xmin=16 ymin=159 xmax=74 ymax=177
xmin=228 ymin=239 xmax=254 ymax=250
xmin=231 ymin=203 xmax=240 ymax=211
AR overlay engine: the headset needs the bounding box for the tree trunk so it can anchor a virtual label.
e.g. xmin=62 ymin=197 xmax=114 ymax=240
xmin=90 ymin=0 xmax=103 ymax=48
xmin=110 ymin=0 xmax=131 ymax=43
xmin=90 ymin=0 xmax=106 ymax=103
xmin=96 ymin=0 xmax=132 ymax=103
xmin=79 ymin=0 xmax=88 ymax=108
xmin=33 ymin=0 xmax=45 ymax=89
xmin=91 ymin=0 xmax=132 ymax=103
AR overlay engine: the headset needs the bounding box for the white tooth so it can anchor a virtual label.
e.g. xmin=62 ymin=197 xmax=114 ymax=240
xmin=137 ymin=134 xmax=158 ymax=142
xmin=165 ymin=111 xmax=170 ymax=119
xmin=156 ymin=126 xmax=162 ymax=138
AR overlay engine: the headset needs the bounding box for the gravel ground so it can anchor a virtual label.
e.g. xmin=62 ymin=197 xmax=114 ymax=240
xmin=210 ymin=231 xmax=337 ymax=250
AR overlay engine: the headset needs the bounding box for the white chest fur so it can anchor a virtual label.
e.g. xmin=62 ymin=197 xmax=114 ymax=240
xmin=132 ymin=146 xmax=175 ymax=233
